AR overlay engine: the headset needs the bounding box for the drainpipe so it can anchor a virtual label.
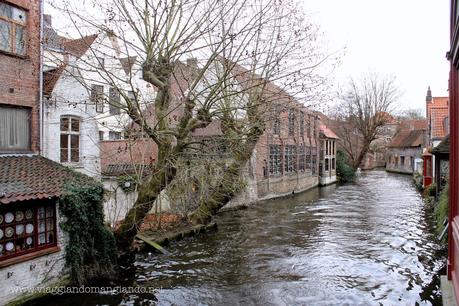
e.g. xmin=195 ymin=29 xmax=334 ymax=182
xmin=39 ymin=0 xmax=44 ymax=155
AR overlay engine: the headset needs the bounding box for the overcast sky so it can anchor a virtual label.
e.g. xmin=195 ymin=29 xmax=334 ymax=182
xmin=302 ymin=0 xmax=450 ymax=115
xmin=46 ymin=1 xmax=450 ymax=115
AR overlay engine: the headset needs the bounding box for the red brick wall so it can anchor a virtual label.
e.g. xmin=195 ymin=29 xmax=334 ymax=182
xmin=0 ymin=0 xmax=41 ymax=153
xmin=99 ymin=139 xmax=158 ymax=172
xmin=253 ymin=102 xmax=320 ymax=183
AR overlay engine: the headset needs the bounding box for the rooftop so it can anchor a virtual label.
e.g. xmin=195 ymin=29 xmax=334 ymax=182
xmin=0 ymin=155 xmax=96 ymax=205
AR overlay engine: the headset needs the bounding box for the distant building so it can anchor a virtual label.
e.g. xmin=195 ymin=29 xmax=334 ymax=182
xmin=319 ymin=124 xmax=339 ymax=185
xmin=386 ymin=125 xmax=427 ymax=174
xmin=422 ymin=87 xmax=449 ymax=188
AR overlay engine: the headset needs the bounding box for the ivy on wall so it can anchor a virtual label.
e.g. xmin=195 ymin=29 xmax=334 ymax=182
xmin=59 ymin=177 xmax=117 ymax=285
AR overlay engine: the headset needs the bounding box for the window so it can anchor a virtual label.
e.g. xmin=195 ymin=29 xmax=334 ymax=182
xmin=325 ymin=158 xmax=329 ymax=171
xmin=332 ymin=158 xmax=336 ymax=170
xmin=127 ymin=90 xmax=136 ymax=102
xmin=109 ymin=87 xmax=121 ymax=115
xmin=400 ymin=156 xmax=405 ymax=166
xmin=91 ymin=85 xmax=104 ymax=113
xmin=269 ymin=145 xmax=281 ymax=175
xmin=99 ymin=131 xmax=104 ymax=141
xmin=0 ymin=202 xmax=57 ymax=261
xmin=311 ymin=147 xmax=317 ymax=174
xmin=307 ymin=116 xmax=311 ymax=137
xmin=109 ymin=131 xmax=122 ymax=140
xmin=305 ymin=146 xmax=311 ymax=170
xmin=300 ymin=112 xmax=304 ymax=136
xmin=288 ymin=109 xmax=295 ymax=136
xmin=0 ymin=2 xmax=26 ymax=56
xmin=273 ymin=118 xmax=280 ymax=135
xmin=0 ymin=106 xmax=30 ymax=151
xmin=284 ymin=145 xmax=296 ymax=173
xmin=60 ymin=116 xmax=80 ymax=163
xmin=96 ymin=57 xmax=104 ymax=69
xmin=325 ymin=141 xmax=329 ymax=155
xmin=299 ymin=144 xmax=305 ymax=171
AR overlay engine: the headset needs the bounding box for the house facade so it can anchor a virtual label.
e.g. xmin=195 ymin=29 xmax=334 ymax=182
xmin=319 ymin=124 xmax=338 ymax=186
xmin=254 ymin=102 xmax=320 ymax=198
xmin=0 ymin=2 xmax=67 ymax=304
xmin=42 ymin=16 xmax=156 ymax=179
xmin=386 ymin=127 xmax=427 ymax=174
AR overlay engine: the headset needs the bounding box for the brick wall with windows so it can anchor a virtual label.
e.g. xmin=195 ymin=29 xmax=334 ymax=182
xmin=0 ymin=0 xmax=41 ymax=153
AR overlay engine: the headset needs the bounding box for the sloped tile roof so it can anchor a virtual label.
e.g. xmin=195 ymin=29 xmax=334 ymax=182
xmin=120 ymin=56 xmax=137 ymax=75
xmin=432 ymin=134 xmax=449 ymax=155
xmin=63 ymin=34 xmax=99 ymax=59
xmin=430 ymin=107 xmax=449 ymax=139
xmin=319 ymin=123 xmax=339 ymax=139
xmin=0 ymin=155 xmax=95 ymax=205
xmin=399 ymin=119 xmax=427 ymax=130
xmin=389 ymin=129 xmax=425 ymax=148
xmin=43 ymin=65 xmax=67 ymax=96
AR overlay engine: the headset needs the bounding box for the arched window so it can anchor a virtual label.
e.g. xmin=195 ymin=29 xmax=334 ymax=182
xmin=60 ymin=116 xmax=80 ymax=163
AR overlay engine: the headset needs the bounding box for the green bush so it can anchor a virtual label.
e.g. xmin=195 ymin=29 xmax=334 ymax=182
xmin=423 ymin=183 xmax=437 ymax=198
xmin=435 ymin=185 xmax=449 ymax=242
xmin=60 ymin=178 xmax=117 ymax=285
xmin=336 ymin=150 xmax=356 ymax=183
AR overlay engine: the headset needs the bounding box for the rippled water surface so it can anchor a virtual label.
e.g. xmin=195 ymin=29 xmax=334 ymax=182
xmin=29 ymin=171 xmax=446 ymax=306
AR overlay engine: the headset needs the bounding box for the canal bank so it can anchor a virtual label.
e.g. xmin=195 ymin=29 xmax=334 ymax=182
xmin=24 ymin=170 xmax=446 ymax=306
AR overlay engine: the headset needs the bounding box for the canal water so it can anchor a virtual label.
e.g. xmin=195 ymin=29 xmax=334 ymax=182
xmin=29 ymin=170 xmax=446 ymax=305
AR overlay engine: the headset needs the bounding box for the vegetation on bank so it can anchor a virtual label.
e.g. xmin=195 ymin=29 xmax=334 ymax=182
xmin=435 ymin=185 xmax=449 ymax=243
xmin=336 ymin=150 xmax=356 ymax=183
xmin=60 ymin=177 xmax=117 ymax=285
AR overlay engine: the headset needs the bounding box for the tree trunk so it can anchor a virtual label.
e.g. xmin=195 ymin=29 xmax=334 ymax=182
xmin=189 ymin=126 xmax=262 ymax=224
xmin=354 ymin=141 xmax=370 ymax=169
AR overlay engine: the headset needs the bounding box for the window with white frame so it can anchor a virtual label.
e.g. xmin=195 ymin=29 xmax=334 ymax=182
xmin=299 ymin=144 xmax=305 ymax=171
xmin=109 ymin=87 xmax=121 ymax=115
xmin=269 ymin=144 xmax=281 ymax=175
xmin=109 ymin=131 xmax=122 ymax=140
xmin=90 ymin=84 xmax=104 ymax=113
xmin=60 ymin=116 xmax=80 ymax=163
xmin=0 ymin=105 xmax=30 ymax=151
xmin=0 ymin=2 xmax=26 ymax=56
xmin=284 ymin=145 xmax=296 ymax=173
xmin=0 ymin=202 xmax=57 ymax=261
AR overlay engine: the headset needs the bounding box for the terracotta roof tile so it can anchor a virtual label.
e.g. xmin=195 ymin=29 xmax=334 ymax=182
xmin=0 ymin=155 xmax=95 ymax=205
xmin=63 ymin=34 xmax=99 ymax=59
xmin=430 ymin=107 xmax=449 ymax=139
xmin=43 ymin=65 xmax=67 ymax=96
xmin=399 ymin=119 xmax=427 ymax=130
xmin=320 ymin=123 xmax=339 ymax=139
xmin=120 ymin=56 xmax=137 ymax=75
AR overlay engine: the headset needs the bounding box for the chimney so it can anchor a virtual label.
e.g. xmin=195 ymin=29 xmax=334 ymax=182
xmin=44 ymin=14 xmax=52 ymax=27
xmin=187 ymin=58 xmax=198 ymax=68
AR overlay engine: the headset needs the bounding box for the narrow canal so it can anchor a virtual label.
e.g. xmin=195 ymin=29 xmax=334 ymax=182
xmin=30 ymin=170 xmax=446 ymax=305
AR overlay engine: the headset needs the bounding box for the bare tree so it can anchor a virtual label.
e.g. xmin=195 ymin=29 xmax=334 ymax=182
xmin=47 ymin=0 xmax=333 ymax=249
xmin=333 ymin=73 xmax=400 ymax=169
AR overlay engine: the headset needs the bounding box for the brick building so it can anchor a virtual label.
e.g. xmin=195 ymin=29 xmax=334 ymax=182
xmin=0 ymin=2 xmax=97 ymax=304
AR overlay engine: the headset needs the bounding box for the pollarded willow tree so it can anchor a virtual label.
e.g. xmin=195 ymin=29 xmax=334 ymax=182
xmin=332 ymin=73 xmax=400 ymax=169
xmin=48 ymin=0 xmax=333 ymax=249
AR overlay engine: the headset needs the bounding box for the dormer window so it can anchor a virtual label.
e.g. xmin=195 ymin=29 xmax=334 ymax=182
xmin=0 ymin=2 xmax=27 ymax=56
